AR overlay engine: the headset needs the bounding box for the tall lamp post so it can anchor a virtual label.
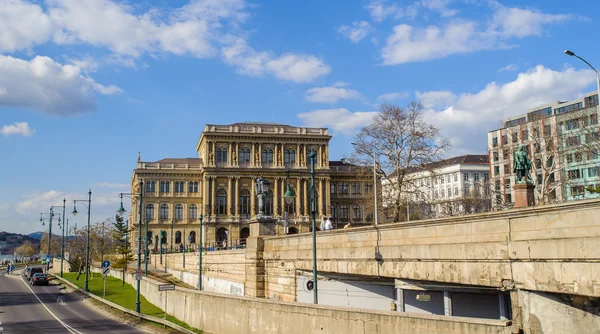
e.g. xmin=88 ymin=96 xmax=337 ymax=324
xmin=72 ymin=190 xmax=92 ymax=292
xmin=565 ymin=49 xmax=600 ymax=102
xmin=117 ymin=180 xmax=143 ymax=313
xmin=351 ymin=143 xmax=380 ymax=225
xmin=308 ymin=150 xmax=318 ymax=304
xmin=51 ymin=199 xmax=67 ymax=277
xmin=198 ymin=214 xmax=203 ymax=290
xmin=283 ymin=171 xmax=296 ymax=235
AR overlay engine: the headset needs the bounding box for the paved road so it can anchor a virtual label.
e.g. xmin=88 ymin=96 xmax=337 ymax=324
xmin=0 ymin=270 xmax=146 ymax=334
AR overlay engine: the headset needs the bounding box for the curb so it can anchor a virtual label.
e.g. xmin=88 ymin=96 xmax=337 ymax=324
xmin=51 ymin=274 xmax=197 ymax=334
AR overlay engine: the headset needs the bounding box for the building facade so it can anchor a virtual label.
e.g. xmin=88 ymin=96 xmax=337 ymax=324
xmin=488 ymin=91 xmax=600 ymax=208
xmin=383 ymin=155 xmax=491 ymax=220
xmin=129 ymin=122 xmax=373 ymax=250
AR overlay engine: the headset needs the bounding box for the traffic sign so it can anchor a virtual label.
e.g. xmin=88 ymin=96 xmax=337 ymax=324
xmin=135 ymin=269 xmax=143 ymax=281
xmin=102 ymin=260 xmax=110 ymax=268
xmin=102 ymin=267 xmax=110 ymax=275
xmin=158 ymin=284 xmax=175 ymax=291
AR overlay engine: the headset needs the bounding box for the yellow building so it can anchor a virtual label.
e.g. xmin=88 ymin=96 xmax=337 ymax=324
xmin=129 ymin=122 xmax=374 ymax=250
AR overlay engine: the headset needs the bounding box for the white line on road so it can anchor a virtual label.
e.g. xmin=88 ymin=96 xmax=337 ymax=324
xmin=19 ymin=276 xmax=82 ymax=334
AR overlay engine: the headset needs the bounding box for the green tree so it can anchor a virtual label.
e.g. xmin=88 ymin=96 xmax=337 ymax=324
xmin=112 ymin=214 xmax=133 ymax=284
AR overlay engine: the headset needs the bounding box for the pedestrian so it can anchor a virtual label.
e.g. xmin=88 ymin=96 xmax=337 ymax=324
xmin=325 ymin=217 xmax=333 ymax=230
xmin=320 ymin=218 xmax=326 ymax=231
xmin=344 ymin=222 xmax=352 ymax=229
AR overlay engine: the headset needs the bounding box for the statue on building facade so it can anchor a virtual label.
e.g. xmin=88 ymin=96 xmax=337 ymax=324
xmin=255 ymin=176 xmax=271 ymax=219
xmin=232 ymin=148 xmax=237 ymax=163
xmin=513 ymin=144 xmax=533 ymax=184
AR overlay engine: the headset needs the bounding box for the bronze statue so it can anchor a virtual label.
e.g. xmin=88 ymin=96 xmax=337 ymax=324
xmin=513 ymin=144 xmax=532 ymax=184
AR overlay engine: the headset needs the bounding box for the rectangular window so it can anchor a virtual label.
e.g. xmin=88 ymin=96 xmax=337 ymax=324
xmin=454 ymin=173 xmax=458 ymax=182
xmin=589 ymin=167 xmax=599 ymax=178
xmin=434 ymin=190 xmax=438 ymax=199
xmin=433 ymin=177 xmax=437 ymax=185
xmin=440 ymin=189 xmax=445 ymax=198
xmin=512 ymin=132 xmax=518 ymax=143
xmin=446 ymin=175 xmax=450 ymax=183
xmin=537 ymin=174 xmax=542 ymax=185
xmin=331 ymin=183 xmax=336 ymax=194
xmin=575 ymin=152 xmax=583 ymax=162
xmin=494 ymin=166 xmax=500 ymax=175
xmin=521 ymin=129 xmax=529 ymax=140
xmin=492 ymin=137 xmax=498 ymax=147
xmin=571 ymin=185 xmax=585 ymax=197
xmin=440 ymin=176 xmax=444 ymax=184
xmin=589 ymin=150 xmax=600 ymax=160
xmin=567 ymin=136 xmax=581 ymax=147
xmin=586 ymin=132 xmax=600 ymax=143
xmin=484 ymin=173 xmax=489 ymax=181
xmin=504 ymin=164 xmax=509 ymax=174
xmin=493 ymin=152 xmax=499 ymax=162
xmin=463 ymin=173 xmax=469 ymax=181
xmin=568 ymin=169 xmax=581 ymax=180
xmin=543 ymin=125 xmax=551 ymax=137
xmin=447 ymin=187 xmax=451 ymax=198
xmin=591 ymin=113 xmax=599 ymax=125
xmin=505 ymin=178 xmax=511 ymax=189
xmin=474 ymin=173 xmax=480 ymax=182
xmin=556 ymin=102 xmax=583 ymax=115
xmin=502 ymin=135 xmax=507 ymax=145
xmin=454 ymin=187 xmax=459 ymax=196
xmin=503 ymin=148 xmax=509 ymax=160
xmin=506 ymin=194 xmax=512 ymax=203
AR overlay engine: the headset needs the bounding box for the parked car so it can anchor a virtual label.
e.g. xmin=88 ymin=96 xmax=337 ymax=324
xmin=28 ymin=267 xmax=44 ymax=281
xmin=30 ymin=273 xmax=49 ymax=286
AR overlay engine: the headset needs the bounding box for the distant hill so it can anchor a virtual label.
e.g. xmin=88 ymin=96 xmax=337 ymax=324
xmin=28 ymin=231 xmax=44 ymax=240
xmin=0 ymin=231 xmax=41 ymax=255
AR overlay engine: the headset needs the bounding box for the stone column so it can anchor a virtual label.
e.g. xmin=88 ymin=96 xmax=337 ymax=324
xmin=251 ymin=177 xmax=256 ymax=216
xmin=211 ymin=177 xmax=217 ymax=216
xmin=514 ymin=183 xmax=535 ymax=208
xmin=244 ymin=218 xmax=276 ymax=298
xmin=273 ymin=177 xmax=279 ymax=217
xmin=325 ymin=178 xmax=331 ymax=217
xmin=227 ymin=177 xmax=233 ymax=216
xmin=295 ymin=178 xmax=301 ymax=217
xmin=202 ymin=176 xmax=209 ymax=215
xmin=304 ymin=178 xmax=310 ymax=216
xmin=228 ymin=142 xmax=232 ymax=167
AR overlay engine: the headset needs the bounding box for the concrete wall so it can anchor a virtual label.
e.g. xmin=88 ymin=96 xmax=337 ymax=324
xmin=112 ymin=268 xmax=512 ymax=334
xmin=168 ymin=268 xmax=244 ymax=296
xmin=161 ymin=250 xmax=246 ymax=285
xmin=519 ymin=290 xmax=600 ymax=334
xmin=262 ymin=199 xmax=600 ymax=299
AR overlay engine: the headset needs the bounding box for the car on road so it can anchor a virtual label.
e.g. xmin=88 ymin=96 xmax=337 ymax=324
xmin=27 ymin=267 xmax=44 ymax=281
xmin=30 ymin=273 xmax=50 ymax=286
xmin=22 ymin=267 xmax=32 ymax=277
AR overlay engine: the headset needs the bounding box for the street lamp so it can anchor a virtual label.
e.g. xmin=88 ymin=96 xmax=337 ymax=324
xmin=564 ymin=49 xmax=600 ymax=102
xmin=72 ymin=190 xmax=92 ymax=292
xmin=198 ymin=213 xmax=203 ymax=290
xmin=282 ymin=171 xmax=296 ymax=235
xmin=308 ymin=149 xmax=318 ymax=304
xmin=351 ymin=143 xmax=380 ymax=225
xmin=116 ymin=180 xmax=143 ymax=313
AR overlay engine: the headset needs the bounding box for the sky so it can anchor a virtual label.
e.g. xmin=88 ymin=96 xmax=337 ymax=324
xmin=0 ymin=0 xmax=598 ymax=234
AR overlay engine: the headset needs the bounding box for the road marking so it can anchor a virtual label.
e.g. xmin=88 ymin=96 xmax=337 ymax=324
xmin=19 ymin=276 xmax=82 ymax=334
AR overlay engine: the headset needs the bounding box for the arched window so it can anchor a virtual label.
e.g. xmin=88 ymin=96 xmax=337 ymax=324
xmin=239 ymin=190 xmax=250 ymax=215
xmin=216 ymin=189 xmax=227 ymax=215
xmin=174 ymin=181 xmax=183 ymax=193
xmin=147 ymin=231 xmax=153 ymax=243
xmin=240 ymin=227 xmax=250 ymax=245
xmin=174 ymin=181 xmax=180 ymax=192
xmin=353 ymin=205 xmax=362 ymax=220
xmin=188 ymin=181 xmax=194 ymax=193
xmin=241 ymin=149 xmax=250 ymax=162
xmin=145 ymin=181 xmax=156 ymax=193
xmin=330 ymin=205 xmax=336 ymax=219
xmin=339 ymin=205 xmax=349 ymax=221
xmin=262 ymin=149 xmax=273 ymax=163
xmin=264 ymin=190 xmax=274 ymax=216
xmin=193 ymin=181 xmax=198 ymax=192
xmin=175 ymin=231 xmax=182 ymax=244
xmin=189 ymin=231 xmax=196 ymax=244
xmin=216 ymin=148 xmax=228 ymax=162
xmin=145 ymin=204 xmax=154 ymax=219
xmin=175 ymin=204 xmax=183 ymax=219
xmin=285 ymin=150 xmax=296 ymax=163
xmin=216 ymin=227 xmax=228 ymax=248
xmin=189 ymin=204 xmax=197 ymax=219
xmin=160 ymin=204 xmax=169 ymax=219
xmin=288 ymin=227 xmax=298 ymax=234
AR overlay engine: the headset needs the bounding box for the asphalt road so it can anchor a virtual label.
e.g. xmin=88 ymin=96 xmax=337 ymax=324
xmin=0 ymin=269 xmax=146 ymax=334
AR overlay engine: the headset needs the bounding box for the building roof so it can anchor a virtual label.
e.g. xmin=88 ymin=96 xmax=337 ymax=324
xmin=231 ymin=121 xmax=289 ymax=126
xmin=389 ymin=154 xmax=489 ymax=177
xmin=329 ymin=160 xmax=358 ymax=166
xmin=155 ymin=158 xmax=203 ymax=164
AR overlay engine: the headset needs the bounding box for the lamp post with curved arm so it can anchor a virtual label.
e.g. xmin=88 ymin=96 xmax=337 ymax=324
xmin=117 ymin=179 xmax=143 ymax=313
xmin=565 ymin=49 xmax=600 ymax=102
xmin=308 ymin=149 xmax=318 ymax=304
xmin=71 ymin=190 xmax=92 ymax=292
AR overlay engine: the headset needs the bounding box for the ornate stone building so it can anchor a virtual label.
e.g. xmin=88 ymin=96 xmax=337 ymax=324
xmin=129 ymin=122 xmax=374 ymax=250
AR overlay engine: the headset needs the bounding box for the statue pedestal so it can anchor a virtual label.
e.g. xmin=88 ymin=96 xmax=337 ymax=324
xmin=514 ymin=183 xmax=535 ymax=208
xmin=245 ymin=218 xmax=277 ymax=298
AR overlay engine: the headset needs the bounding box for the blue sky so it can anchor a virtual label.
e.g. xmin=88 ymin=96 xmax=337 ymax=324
xmin=1 ymin=0 xmax=598 ymax=234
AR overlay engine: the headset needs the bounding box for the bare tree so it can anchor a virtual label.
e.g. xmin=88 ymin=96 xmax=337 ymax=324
xmin=351 ymin=102 xmax=450 ymax=222
xmin=14 ymin=241 xmax=38 ymax=258
xmin=39 ymin=232 xmax=62 ymax=255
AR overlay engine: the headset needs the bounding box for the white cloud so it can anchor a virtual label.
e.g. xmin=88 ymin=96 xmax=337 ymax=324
xmin=380 ymin=4 xmax=574 ymax=65
xmin=305 ymin=87 xmax=362 ymax=103
xmin=489 ymin=6 xmax=571 ymax=38
xmin=421 ymin=65 xmax=596 ymax=154
xmin=297 ymin=108 xmax=378 ymax=134
xmin=0 ymin=0 xmax=55 ymax=53
xmin=376 ymin=92 xmax=409 ymax=102
xmin=498 ymin=64 xmax=519 ymax=72
xmin=365 ymin=1 xmax=399 ymax=22
xmin=0 ymin=122 xmax=35 ymax=137
xmin=64 ymin=55 xmax=99 ymax=73
xmin=332 ymin=81 xmax=350 ymax=87
xmin=421 ymin=0 xmax=458 ymax=17
xmin=382 ymin=22 xmax=487 ymax=65
xmin=221 ymin=38 xmax=331 ymax=83
xmin=337 ymin=21 xmax=371 ymax=43
xmin=0 ymin=54 xmax=121 ymax=115
xmin=416 ymin=90 xmax=456 ymax=108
